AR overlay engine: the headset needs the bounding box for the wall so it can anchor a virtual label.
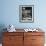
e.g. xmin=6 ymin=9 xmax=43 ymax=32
xmin=0 ymin=0 xmax=46 ymax=29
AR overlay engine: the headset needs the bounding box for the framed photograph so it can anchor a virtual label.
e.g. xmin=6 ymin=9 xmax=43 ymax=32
xmin=19 ymin=5 xmax=34 ymax=23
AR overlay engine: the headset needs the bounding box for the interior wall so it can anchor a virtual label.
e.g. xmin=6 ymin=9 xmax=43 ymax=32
xmin=0 ymin=0 xmax=46 ymax=29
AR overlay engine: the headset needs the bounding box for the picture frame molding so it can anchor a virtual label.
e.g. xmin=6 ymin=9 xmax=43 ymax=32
xmin=19 ymin=5 xmax=34 ymax=23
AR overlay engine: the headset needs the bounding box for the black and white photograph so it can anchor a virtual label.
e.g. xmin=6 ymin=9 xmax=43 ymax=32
xmin=19 ymin=5 xmax=34 ymax=22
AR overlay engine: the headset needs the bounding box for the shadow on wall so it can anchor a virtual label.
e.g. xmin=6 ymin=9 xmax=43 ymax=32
xmin=0 ymin=24 xmax=7 ymax=43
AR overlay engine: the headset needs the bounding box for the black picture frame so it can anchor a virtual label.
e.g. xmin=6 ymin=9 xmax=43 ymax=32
xmin=19 ymin=5 xmax=34 ymax=23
